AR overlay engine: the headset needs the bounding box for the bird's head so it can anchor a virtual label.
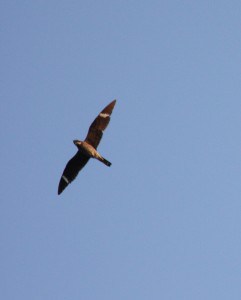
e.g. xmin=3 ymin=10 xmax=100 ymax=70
xmin=73 ymin=140 xmax=82 ymax=148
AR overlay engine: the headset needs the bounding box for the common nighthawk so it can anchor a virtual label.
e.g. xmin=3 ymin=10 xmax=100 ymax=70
xmin=58 ymin=100 xmax=116 ymax=195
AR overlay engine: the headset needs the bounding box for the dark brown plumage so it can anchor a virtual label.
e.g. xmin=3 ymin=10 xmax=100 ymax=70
xmin=58 ymin=100 xmax=116 ymax=195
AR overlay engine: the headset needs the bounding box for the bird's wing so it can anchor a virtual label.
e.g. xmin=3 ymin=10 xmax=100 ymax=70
xmin=84 ymin=100 xmax=116 ymax=149
xmin=58 ymin=152 xmax=90 ymax=195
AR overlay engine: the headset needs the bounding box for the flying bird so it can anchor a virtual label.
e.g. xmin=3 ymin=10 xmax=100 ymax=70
xmin=58 ymin=100 xmax=116 ymax=195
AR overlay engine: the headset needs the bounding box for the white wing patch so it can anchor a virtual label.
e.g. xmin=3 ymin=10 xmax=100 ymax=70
xmin=99 ymin=113 xmax=109 ymax=118
xmin=62 ymin=175 xmax=69 ymax=184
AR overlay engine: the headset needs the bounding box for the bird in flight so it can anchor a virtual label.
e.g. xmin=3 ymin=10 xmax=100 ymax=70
xmin=58 ymin=100 xmax=116 ymax=195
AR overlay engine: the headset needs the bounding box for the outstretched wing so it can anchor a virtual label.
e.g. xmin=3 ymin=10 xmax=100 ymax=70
xmin=58 ymin=152 xmax=90 ymax=195
xmin=85 ymin=100 xmax=116 ymax=149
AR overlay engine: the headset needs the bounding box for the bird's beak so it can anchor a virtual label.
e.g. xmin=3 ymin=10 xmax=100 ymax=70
xmin=73 ymin=140 xmax=79 ymax=145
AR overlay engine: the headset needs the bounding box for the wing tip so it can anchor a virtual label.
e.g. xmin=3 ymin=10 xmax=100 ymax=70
xmin=111 ymin=99 xmax=117 ymax=106
xmin=104 ymin=99 xmax=117 ymax=113
xmin=58 ymin=186 xmax=63 ymax=195
xmin=58 ymin=177 xmax=69 ymax=195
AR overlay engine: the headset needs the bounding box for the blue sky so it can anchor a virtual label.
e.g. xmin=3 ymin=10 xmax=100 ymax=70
xmin=1 ymin=1 xmax=241 ymax=299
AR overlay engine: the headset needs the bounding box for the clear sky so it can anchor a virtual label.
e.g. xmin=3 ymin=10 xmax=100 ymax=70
xmin=1 ymin=1 xmax=241 ymax=299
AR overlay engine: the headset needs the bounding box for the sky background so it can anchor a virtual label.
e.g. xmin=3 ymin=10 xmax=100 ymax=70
xmin=1 ymin=1 xmax=241 ymax=299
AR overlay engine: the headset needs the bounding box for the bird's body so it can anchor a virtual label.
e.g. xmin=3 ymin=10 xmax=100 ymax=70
xmin=58 ymin=100 xmax=116 ymax=195
xmin=73 ymin=140 xmax=111 ymax=166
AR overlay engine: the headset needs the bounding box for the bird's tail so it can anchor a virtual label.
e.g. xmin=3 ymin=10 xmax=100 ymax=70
xmin=100 ymin=157 xmax=112 ymax=167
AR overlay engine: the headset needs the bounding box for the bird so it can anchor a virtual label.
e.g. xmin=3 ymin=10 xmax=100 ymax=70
xmin=58 ymin=100 xmax=116 ymax=195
